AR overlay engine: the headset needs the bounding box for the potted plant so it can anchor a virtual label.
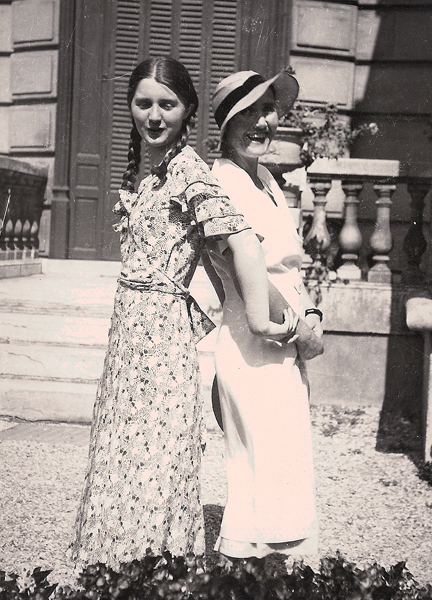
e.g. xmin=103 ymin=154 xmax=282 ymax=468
xmin=260 ymin=102 xmax=379 ymax=175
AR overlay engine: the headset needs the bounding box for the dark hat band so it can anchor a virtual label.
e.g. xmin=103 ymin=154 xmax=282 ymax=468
xmin=214 ymin=74 xmax=265 ymax=128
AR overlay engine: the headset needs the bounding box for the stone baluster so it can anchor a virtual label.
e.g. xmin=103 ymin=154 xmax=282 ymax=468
xmin=368 ymin=184 xmax=396 ymax=283
xmin=401 ymin=180 xmax=430 ymax=285
xmin=13 ymin=218 xmax=23 ymax=260
xmin=30 ymin=219 xmax=40 ymax=258
xmin=22 ymin=219 xmax=32 ymax=258
xmin=3 ymin=218 xmax=15 ymax=260
xmin=338 ymin=180 xmax=364 ymax=280
xmin=303 ymin=179 xmax=332 ymax=280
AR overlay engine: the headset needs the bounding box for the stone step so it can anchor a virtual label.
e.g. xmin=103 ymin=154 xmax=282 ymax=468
xmin=0 ymin=378 xmax=97 ymax=422
xmin=0 ymin=313 xmax=111 ymax=346
xmin=0 ymin=356 xmax=215 ymax=424
xmin=0 ymin=342 xmax=215 ymax=386
xmin=0 ymin=332 xmax=216 ymax=423
xmin=0 ymin=262 xmax=220 ymax=423
xmin=0 ymin=311 xmax=218 ymax=351
xmin=0 ymin=299 xmax=113 ymax=318
xmin=0 ymin=314 xmax=216 ymax=383
xmin=1 ymin=373 xmax=215 ymax=423
xmin=0 ymin=342 xmax=105 ymax=381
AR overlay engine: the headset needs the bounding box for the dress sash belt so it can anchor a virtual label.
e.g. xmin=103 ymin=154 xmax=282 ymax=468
xmin=118 ymin=274 xmax=215 ymax=344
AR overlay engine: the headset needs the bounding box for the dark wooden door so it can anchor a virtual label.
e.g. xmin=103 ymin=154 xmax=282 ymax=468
xmin=65 ymin=0 xmax=291 ymax=260
xmin=66 ymin=0 xmax=116 ymax=260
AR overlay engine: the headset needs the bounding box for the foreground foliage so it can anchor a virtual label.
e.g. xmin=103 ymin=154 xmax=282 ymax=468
xmin=2 ymin=552 xmax=432 ymax=600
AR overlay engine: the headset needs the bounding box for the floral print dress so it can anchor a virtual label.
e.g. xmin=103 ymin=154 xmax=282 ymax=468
xmin=70 ymin=146 xmax=249 ymax=568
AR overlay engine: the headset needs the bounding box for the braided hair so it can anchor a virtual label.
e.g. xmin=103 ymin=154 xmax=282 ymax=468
xmin=122 ymin=122 xmax=142 ymax=192
xmin=121 ymin=57 xmax=199 ymax=191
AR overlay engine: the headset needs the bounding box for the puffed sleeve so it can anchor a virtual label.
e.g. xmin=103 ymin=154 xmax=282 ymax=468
xmin=170 ymin=150 xmax=251 ymax=239
xmin=112 ymin=188 xmax=138 ymax=232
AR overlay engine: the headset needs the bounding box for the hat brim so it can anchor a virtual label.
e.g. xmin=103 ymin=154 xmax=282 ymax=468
xmin=219 ymin=70 xmax=299 ymax=142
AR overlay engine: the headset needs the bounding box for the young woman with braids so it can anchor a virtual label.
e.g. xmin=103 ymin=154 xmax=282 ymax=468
xmin=70 ymin=57 xmax=296 ymax=568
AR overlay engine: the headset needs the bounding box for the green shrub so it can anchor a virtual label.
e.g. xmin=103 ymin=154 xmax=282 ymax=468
xmin=2 ymin=552 xmax=432 ymax=600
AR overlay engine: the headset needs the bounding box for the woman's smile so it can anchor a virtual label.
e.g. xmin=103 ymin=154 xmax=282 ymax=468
xmin=223 ymin=89 xmax=278 ymax=164
xmin=246 ymin=129 xmax=270 ymax=144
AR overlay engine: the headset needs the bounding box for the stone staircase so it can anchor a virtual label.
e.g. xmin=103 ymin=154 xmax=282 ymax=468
xmin=0 ymin=260 xmax=220 ymax=424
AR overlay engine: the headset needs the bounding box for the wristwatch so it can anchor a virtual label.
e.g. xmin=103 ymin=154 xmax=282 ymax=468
xmin=305 ymin=308 xmax=323 ymax=322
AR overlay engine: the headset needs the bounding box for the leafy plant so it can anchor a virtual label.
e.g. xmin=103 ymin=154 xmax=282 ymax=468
xmin=2 ymin=553 xmax=432 ymax=600
xmin=279 ymin=102 xmax=379 ymax=168
xmin=0 ymin=566 xmax=57 ymax=600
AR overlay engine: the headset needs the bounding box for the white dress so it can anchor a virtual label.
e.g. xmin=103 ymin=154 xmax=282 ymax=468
xmin=210 ymin=158 xmax=318 ymax=559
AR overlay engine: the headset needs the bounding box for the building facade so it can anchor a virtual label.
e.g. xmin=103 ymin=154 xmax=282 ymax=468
xmin=1 ymin=0 xmax=431 ymax=261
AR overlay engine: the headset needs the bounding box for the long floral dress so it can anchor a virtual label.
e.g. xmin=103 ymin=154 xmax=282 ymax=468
xmin=210 ymin=158 xmax=318 ymax=559
xmin=70 ymin=146 xmax=249 ymax=568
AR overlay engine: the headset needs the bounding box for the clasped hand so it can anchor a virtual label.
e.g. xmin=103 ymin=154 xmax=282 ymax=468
xmin=259 ymin=306 xmax=300 ymax=343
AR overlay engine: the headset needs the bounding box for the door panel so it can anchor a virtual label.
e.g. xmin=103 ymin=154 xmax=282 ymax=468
xmin=68 ymin=0 xmax=113 ymax=259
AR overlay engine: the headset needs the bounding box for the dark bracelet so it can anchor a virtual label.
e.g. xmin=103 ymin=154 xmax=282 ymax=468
xmin=305 ymin=308 xmax=323 ymax=322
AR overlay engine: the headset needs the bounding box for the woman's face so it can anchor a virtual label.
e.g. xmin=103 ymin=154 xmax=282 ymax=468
xmin=131 ymin=77 xmax=190 ymax=156
xmin=224 ymin=89 xmax=278 ymax=160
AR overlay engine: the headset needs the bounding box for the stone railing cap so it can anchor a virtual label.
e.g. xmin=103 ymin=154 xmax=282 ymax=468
xmin=0 ymin=156 xmax=48 ymax=179
xmin=406 ymin=295 xmax=432 ymax=331
xmin=307 ymin=157 xmax=400 ymax=178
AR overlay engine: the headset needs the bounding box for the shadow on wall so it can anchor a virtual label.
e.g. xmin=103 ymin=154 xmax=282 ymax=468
xmin=376 ymin=286 xmax=424 ymax=460
xmin=352 ymin=0 xmax=432 ymax=177
xmin=341 ymin=0 xmax=431 ymax=457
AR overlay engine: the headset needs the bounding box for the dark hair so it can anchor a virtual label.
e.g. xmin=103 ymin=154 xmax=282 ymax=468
xmin=121 ymin=57 xmax=199 ymax=191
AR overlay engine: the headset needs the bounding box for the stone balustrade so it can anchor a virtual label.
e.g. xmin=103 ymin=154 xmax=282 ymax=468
xmin=299 ymin=158 xmax=432 ymax=287
xmin=0 ymin=156 xmax=47 ymax=278
xmin=277 ymin=158 xmax=432 ymax=451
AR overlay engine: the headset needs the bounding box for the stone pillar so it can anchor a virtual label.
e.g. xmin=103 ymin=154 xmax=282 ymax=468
xmin=368 ymin=184 xmax=396 ymax=283
xmin=338 ymin=180 xmax=363 ymax=280
xmin=303 ymin=179 xmax=332 ymax=273
xmin=423 ymin=332 xmax=432 ymax=462
xmin=406 ymin=296 xmax=432 ymax=462
xmin=1 ymin=217 xmax=14 ymax=260
xmin=0 ymin=1 xmax=12 ymax=154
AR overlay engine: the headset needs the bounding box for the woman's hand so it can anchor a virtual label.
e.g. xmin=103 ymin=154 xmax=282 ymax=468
xmin=251 ymin=307 xmax=299 ymax=342
xmin=296 ymin=283 xmax=325 ymax=359
xmin=219 ymin=230 xmax=323 ymax=354
xmin=304 ymin=313 xmax=323 ymax=340
xmin=295 ymin=318 xmax=324 ymax=360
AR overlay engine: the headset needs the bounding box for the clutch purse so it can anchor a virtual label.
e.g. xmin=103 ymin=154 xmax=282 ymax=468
xmin=212 ymin=376 xmax=224 ymax=431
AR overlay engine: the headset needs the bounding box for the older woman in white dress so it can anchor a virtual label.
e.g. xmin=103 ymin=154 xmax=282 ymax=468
xmin=204 ymin=70 xmax=324 ymax=560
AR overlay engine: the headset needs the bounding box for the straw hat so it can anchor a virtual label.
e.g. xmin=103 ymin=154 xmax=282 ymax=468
xmin=212 ymin=69 xmax=299 ymax=141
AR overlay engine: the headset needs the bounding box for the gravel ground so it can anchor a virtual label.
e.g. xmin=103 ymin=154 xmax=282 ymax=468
xmin=0 ymin=404 xmax=431 ymax=588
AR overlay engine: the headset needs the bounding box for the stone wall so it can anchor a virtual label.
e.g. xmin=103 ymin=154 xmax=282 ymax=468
xmin=0 ymin=0 xmax=60 ymax=256
xmin=307 ymin=282 xmax=423 ymax=420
